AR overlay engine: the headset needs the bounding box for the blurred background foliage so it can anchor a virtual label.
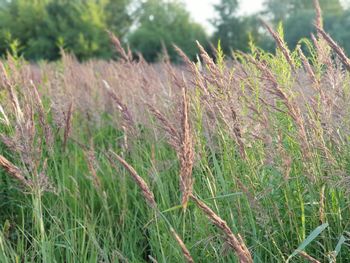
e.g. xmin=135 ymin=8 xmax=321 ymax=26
xmin=0 ymin=0 xmax=349 ymax=62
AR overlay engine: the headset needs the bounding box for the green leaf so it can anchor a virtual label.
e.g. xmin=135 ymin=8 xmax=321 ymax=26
xmin=334 ymin=235 xmax=346 ymax=257
xmin=286 ymin=223 xmax=329 ymax=262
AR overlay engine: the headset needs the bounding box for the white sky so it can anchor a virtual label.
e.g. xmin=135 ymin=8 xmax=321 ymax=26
xmin=184 ymin=0 xmax=265 ymax=34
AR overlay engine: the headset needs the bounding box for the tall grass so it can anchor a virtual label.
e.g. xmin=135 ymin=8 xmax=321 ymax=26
xmin=1 ymin=2 xmax=350 ymax=262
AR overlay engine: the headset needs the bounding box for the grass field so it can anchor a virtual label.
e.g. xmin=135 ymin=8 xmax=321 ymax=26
xmin=1 ymin=7 xmax=350 ymax=262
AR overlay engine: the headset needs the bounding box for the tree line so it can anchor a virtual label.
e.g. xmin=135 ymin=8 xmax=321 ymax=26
xmin=0 ymin=0 xmax=348 ymax=62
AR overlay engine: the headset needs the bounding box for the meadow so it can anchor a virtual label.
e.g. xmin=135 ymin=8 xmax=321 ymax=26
xmin=1 ymin=6 xmax=350 ymax=262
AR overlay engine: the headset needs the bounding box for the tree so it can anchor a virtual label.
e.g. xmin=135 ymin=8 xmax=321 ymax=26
xmin=211 ymin=0 xmax=265 ymax=54
xmin=283 ymin=10 xmax=315 ymax=49
xmin=262 ymin=0 xmax=292 ymax=23
xmin=0 ymin=0 xmax=132 ymax=60
xmin=263 ymin=0 xmax=343 ymax=23
xmin=291 ymin=0 xmax=342 ymax=13
xmin=128 ymin=0 xmax=207 ymax=62
xmin=262 ymin=0 xmax=345 ymax=53
xmin=0 ymin=0 xmax=48 ymax=58
xmin=42 ymin=0 xmax=112 ymax=60
xmin=323 ymin=10 xmax=350 ymax=55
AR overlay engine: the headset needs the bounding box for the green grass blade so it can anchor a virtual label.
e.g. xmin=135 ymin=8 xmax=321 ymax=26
xmin=286 ymin=223 xmax=329 ymax=262
xmin=334 ymin=235 xmax=346 ymax=257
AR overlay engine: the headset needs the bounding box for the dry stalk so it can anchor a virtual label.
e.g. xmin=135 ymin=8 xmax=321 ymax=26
xmin=110 ymin=151 xmax=157 ymax=208
xmin=316 ymin=26 xmax=350 ymax=72
xmin=173 ymin=46 xmax=211 ymax=104
xmin=0 ymin=104 xmax=10 ymax=126
xmin=311 ymin=33 xmax=332 ymax=69
xmin=161 ymin=41 xmax=171 ymax=64
xmin=112 ymin=249 xmax=130 ymax=263
xmin=30 ymin=80 xmax=54 ymax=150
xmin=311 ymin=0 xmax=329 ymax=71
xmin=170 ymin=227 xmax=195 ymax=263
xmin=108 ymin=152 xmax=194 ymax=262
xmin=195 ymin=43 xmax=246 ymax=158
xmin=0 ymin=63 xmax=24 ymax=124
xmin=148 ymin=255 xmax=158 ymax=263
xmin=261 ymin=20 xmax=295 ymax=71
xmin=173 ymin=45 xmax=198 ymax=75
xmin=299 ymin=251 xmax=321 ymax=263
xmin=228 ymin=104 xmax=246 ymax=159
xmin=146 ymin=102 xmax=180 ymax=149
xmin=0 ymin=154 xmax=32 ymax=187
xmin=319 ymin=185 xmax=325 ymax=224
xmin=84 ymin=148 xmax=102 ymax=190
xmin=146 ymin=87 xmax=195 ymax=210
xmin=297 ymin=45 xmax=318 ymax=86
xmin=190 ymin=195 xmax=253 ymax=263
xmin=63 ymin=102 xmax=73 ymax=151
xmin=102 ymin=80 xmax=135 ymax=132
xmin=313 ymin=0 xmax=323 ymax=30
xmin=247 ymin=55 xmax=311 ymax=160
xmin=196 ymin=41 xmax=222 ymax=79
xmin=108 ymin=31 xmax=132 ymax=62
xmin=179 ymin=87 xmax=194 ymax=210
xmin=296 ymin=46 xmax=337 ymax=164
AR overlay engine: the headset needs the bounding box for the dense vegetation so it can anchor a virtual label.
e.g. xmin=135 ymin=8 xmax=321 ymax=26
xmin=1 ymin=0 xmax=350 ymax=61
xmin=1 ymin=1 xmax=350 ymax=262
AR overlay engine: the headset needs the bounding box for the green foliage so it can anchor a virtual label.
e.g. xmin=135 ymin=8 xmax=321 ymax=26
xmin=128 ymin=0 xmax=207 ymax=62
xmin=263 ymin=0 xmax=343 ymax=22
xmin=287 ymin=223 xmax=329 ymax=262
xmin=0 ymin=0 xmax=131 ymax=60
xmin=324 ymin=10 xmax=350 ymax=55
xmin=283 ymin=10 xmax=315 ymax=50
xmin=212 ymin=0 xmax=254 ymax=53
xmin=1 ymin=29 xmax=350 ymax=261
xmin=215 ymin=40 xmax=225 ymax=71
xmin=278 ymin=8 xmax=350 ymax=54
xmin=0 ymin=0 xmax=350 ymax=61
xmin=211 ymin=0 xmax=273 ymax=54
xmin=263 ymin=0 xmax=349 ymax=54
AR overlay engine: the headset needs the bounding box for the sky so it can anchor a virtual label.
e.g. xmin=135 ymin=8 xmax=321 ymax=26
xmin=185 ymin=0 xmax=265 ymax=34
